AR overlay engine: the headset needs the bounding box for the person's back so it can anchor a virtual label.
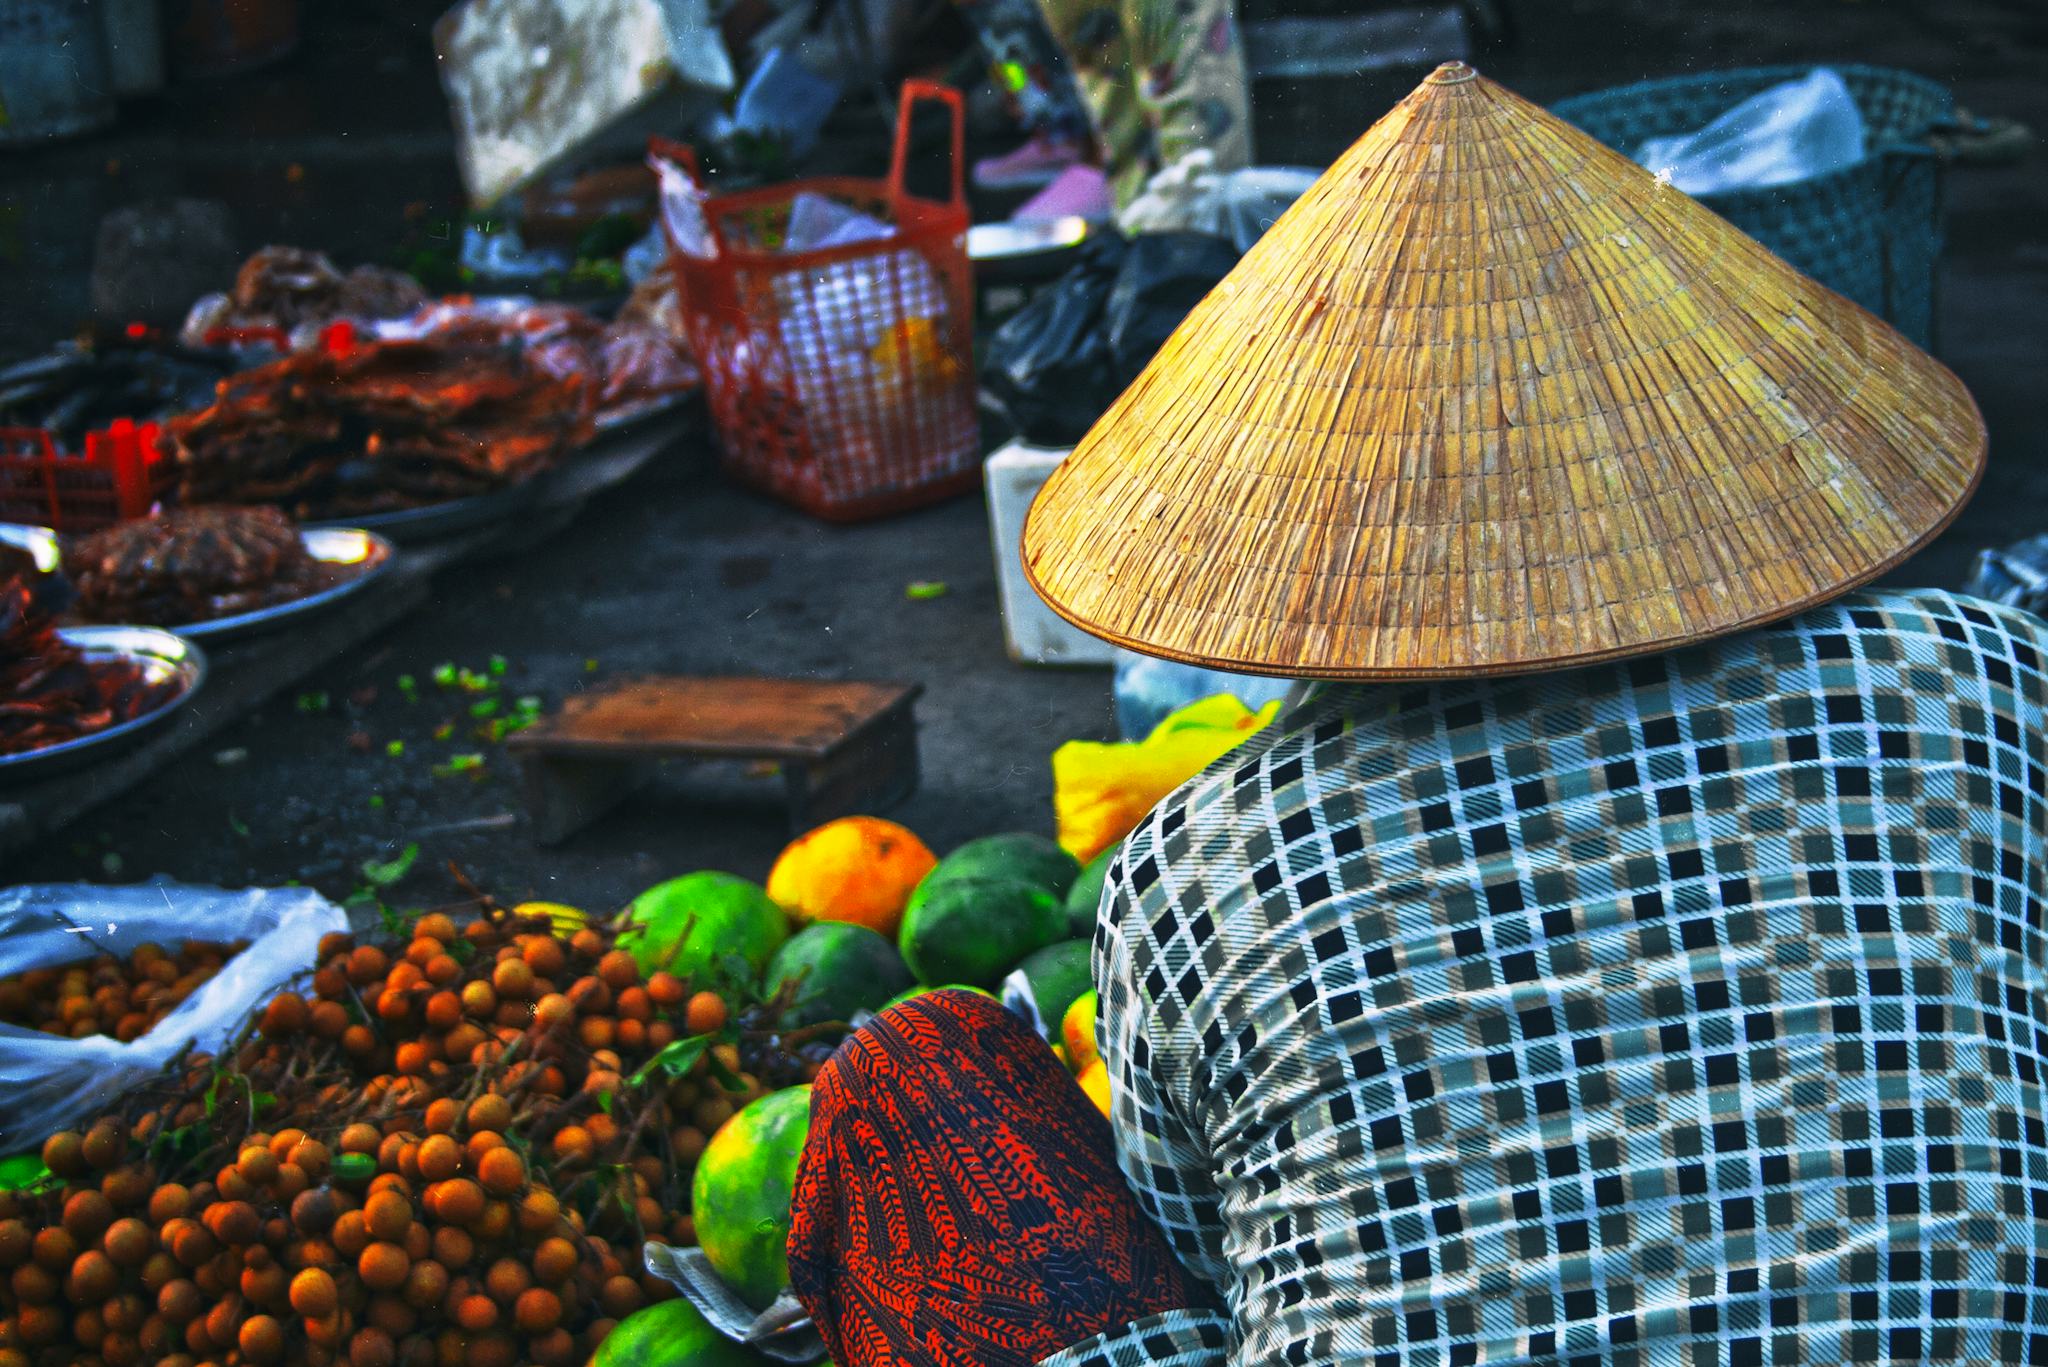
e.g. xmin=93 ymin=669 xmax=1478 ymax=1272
xmin=1089 ymin=588 xmax=2048 ymax=1365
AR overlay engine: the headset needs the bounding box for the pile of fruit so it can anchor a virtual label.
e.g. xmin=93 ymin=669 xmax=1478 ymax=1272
xmin=0 ymin=940 xmax=250 ymax=1042
xmin=0 ymin=816 xmax=1117 ymax=1367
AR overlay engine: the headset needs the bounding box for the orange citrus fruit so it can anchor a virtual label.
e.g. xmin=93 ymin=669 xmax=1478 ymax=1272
xmin=765 ymin=817 xmax=936 ymax=938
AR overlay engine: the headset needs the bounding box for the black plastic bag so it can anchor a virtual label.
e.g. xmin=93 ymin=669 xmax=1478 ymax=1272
xmin=981 ymin=230 xmax=1241 ymax=447
xmin=1102 ymin=231 xmax=1241 ymax=387
xmin=981 ymin=233 xmax=1129 ymax=447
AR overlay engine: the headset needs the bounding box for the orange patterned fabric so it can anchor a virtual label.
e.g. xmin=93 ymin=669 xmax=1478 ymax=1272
xmin=786 ymin=990 xmax=1209 ymax=1365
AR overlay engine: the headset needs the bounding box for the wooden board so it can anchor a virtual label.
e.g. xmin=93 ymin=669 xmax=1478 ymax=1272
xmin=507 ymin=677 xmax=922 ymax=760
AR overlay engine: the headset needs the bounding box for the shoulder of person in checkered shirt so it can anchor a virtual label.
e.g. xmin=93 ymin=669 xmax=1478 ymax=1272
xmin=1045 ymin=586 xmax=2048 ymax=1367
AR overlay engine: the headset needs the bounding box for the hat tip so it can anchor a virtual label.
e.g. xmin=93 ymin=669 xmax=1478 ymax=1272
xmin=1425 ymin=60 xmax=1479 ymax=84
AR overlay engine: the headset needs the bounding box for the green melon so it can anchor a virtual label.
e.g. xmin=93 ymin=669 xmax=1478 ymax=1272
xmin=999 ymin=939 xmax=1094 ymax=1039
xmin=897 ymin=877 xmax=1065 ymax=988
xmin=594 ymin=1297 xmax=770 ymax=1366
xmin=621 ymin=873 xmax=789 ymax=989
xmin=1063 ymin=843 xmax=1117 ymax=939
xmin=692 ymin=1087 xmax=812 ymax=1310
xmin=878 ymin=983 xmax=999 ymax=1013
xmin=908 ymin=833 xmax=1081 ymax=919
xmin=763 ymin=922 xmax=913 ymax=1028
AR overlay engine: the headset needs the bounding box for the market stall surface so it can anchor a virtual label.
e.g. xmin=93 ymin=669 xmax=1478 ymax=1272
xmin=5 ymin=0 xmax=2046 ymax=913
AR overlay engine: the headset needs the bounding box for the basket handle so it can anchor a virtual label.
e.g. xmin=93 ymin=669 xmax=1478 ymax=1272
xmin=887 ymin=79 xmax=965 ymax=212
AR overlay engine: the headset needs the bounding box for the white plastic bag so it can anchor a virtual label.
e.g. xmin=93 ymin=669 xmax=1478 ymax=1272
xmin=0 ymin=882 xmax=347 ymax=1151
xmin=1635 ymin=68 xmax=1867 ymax=195
xmin=1119 ymin=149 xmax=1318 ymax=253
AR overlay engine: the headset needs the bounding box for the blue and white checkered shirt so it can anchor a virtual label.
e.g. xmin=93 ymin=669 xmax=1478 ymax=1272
xmin=1044 ymin=589 xmax=2048 ymax=1366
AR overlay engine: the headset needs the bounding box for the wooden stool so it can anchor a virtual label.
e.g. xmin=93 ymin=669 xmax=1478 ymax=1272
xmin=507 ymin=676 xmax=922 ymax=844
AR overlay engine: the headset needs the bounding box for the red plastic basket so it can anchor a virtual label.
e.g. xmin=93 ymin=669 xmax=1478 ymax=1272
xmin=653 ymin=81 xmax=981 ymax=522
xmin=0 ymin=420 xmax=175 ymax=533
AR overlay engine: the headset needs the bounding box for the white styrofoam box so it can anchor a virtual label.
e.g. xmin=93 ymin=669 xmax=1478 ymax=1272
xmin=985 ymin=439 xmax=1115 ymax=667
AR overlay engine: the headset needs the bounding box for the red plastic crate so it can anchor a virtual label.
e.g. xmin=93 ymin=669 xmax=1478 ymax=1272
xmin=0 ymin=420 xmax=175 ymax=532
xmin=652 ymin=81 xmax=980 ymax=522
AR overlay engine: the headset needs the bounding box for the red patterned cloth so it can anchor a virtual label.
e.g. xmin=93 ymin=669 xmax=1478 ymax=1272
xmin=787 ymin=989 xmax=1210 ymax=1366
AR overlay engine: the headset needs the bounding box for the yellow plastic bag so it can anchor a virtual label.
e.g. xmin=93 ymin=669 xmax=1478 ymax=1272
xmin=1052 ymin=694 xmax=1281 ymax=864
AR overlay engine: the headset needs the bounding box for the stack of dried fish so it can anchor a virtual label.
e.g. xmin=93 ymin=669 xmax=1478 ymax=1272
xmin=0 ymin=580 xmax=178 ymax=757
xmin=66 ymin=506 xmax=335 ymax=625
xmin=382 ymin=295 xmax=698 ymax=417
xmin=179 ymin=245 xmax=429 ymax=348
xmin=169 ymin=337 xmax=593 ymax=518
xmin=0 ymin=343 xmax=238 ymax=452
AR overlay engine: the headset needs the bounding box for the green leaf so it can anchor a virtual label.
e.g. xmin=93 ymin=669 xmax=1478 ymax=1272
xmin=596 ymin=1090 xmax=614 ymax=1117
xmin=385 ymin=740 xmax=405 ymax=758
xmin=628 ymin=1035 xmax=711 ymax=1089
xmin=488 ymin=655 xmax=509 ymax=677
xmin=227 ymin=813 xmax=249 ymax=838
xmin=360 ymin=843 xmax=420 ymax=888
xmin=431 ymin=663 xmax=457 ymax=688
xmin=396 ymin=673 xmax=418 ymax=701
xmin=469 ymin=699 xmax=500 ymax=719
xmin=433 ymin=754 xmax=485 ymax=779
xmin=0 ymin=1154 xmax=52 ymax=1192
xmin=368 ymin=794 xmax=386 ymax=810
xmin=584 ymin=658 xmax=599 ymax=673
xmin=905 ymin=581 xmax=949 ymax=600
xmin=448 ymin=938 xmax=476 ymax=963
xmin=296 ymin=691 xmax=331 ymax=713
xmin=703 ymin=1048 xmax=746 ymax=1094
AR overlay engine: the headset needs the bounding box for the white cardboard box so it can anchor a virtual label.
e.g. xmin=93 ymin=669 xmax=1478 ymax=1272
xmin=985 ymin=439 xmax=1115 ymax=667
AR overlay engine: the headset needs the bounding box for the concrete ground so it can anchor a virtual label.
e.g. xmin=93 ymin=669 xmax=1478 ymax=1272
xmin=4 ymin=0 xmax=2044 ymax=915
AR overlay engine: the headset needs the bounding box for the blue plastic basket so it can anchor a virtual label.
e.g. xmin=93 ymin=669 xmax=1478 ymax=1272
xmin=1552 ymin=65 xmax=1953 ymax=349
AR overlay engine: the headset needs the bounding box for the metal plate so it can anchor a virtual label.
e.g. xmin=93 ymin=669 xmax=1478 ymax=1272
xmin=0 ymin=626 xmax=206 ymax=783
xmin=968 ymin=216 xmax=1091 ymax=264
xmin=171 ymin=529 xmax=397 ymax=644
xmin=0 ymin=523 xmax=61 ymax=574
xmin=303 ymin=481 xmax=539 ymax=545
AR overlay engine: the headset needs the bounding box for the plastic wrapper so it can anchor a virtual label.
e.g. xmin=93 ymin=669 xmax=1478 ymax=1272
xmin=1052 ymin=693 xmax=1282 ymax=864
xmin=1101 ymin=231 xmax=1241 ymax=387
xmin=642 ymin=1241 xmax=824 ymax=1362
xmin=0 ymin=881 xmax=347 ymax=1150
xmin=1634 ymin=67 xmax=1867 ymax=195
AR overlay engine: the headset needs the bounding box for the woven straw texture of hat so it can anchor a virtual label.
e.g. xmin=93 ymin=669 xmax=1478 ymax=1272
xmin=1022 ymin=62 xmax=1985 ymax=680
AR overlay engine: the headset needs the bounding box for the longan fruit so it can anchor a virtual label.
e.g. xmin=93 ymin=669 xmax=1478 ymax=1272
xmin=683 ymin=991 xmax=727 ymax=1035
xmin=239 ymin=1313 xmax=285 ymax=1362
xmin=40 ymin=1131 xmax=86 ymax=1179
xmin=331 ymin=1210 xmax=370 ymax=1259
xmin=422 ymin=993 xmax=462 ymax=1032
xmin=157 ymin=1277 xmax=204 ymax=1323
xmin=0 ymin=1217 xmax=27 ymax=1266
xmin=30 ymin=1224 xmax=76 ymax=1272
xmin=430 ymin=1224 xmax=473 ymax=1269
xmin=342 ymin=1024 xmax=378 ymax=1058
xmin=358 ymin=1241 xmax=410 ymax=1292
xmin=515 ymin=1188 xmax=560 ymax=1235
xmin=415 ymin=1135 xmax=460 ymax=1183
xmin=414 ymin=914 xmax=458 ymax=944
xmin=81 ymin=1122 xmax=126 ymax=1170
xmin=475 ymin=1147 xmax=524 ymax=1197
xmin=260 ymin=993 xmax=307 ymax=1038
xmin=454 ymin=1293 xmax=498 ymax=1331
xmin=347 ymin=946 xmax=388 ymax=986
xmin=527 ymin=1326 xmax=578 ymax=1366
xmin=433 ymin=1179 xmax=485 ymax=1228
xmin=596 ymin=952 xmax=639 ymax=991
xmin=600 ymin=1273 xmax=644 ymax=1317
xmin=147 ymin=1184 xmax=191 ymax=1225
xmin=101 ymin=1164 xmax=152 ymax=1209
xmin=645 ymin=971 xmax=685 ymax=1008
xmin=66 ymin=1248 xmax=120 ymax=1302
xmin=364 ymin=1191 xmax=412 ymax=1244
xmin=402 ymin=1257 xmax=449 ymax=1310
xmin=491 ymin=959 xmax=534 ymax=1001
xmin=237 ymin=1145 xmax=280 ymax=1188
xmin=549 ymin=1126 xmax=593 ymax=1165
xmin=513 ymin=1286 xmax=562 ymax=1334
xmin=459 ymin=982 xmax=497 ymax=1019
xmin=350 ymin=1324 xmax=398 ymax=1367
xmin=521 ymin=938 xmax=565 ymax=980
xmin=531 ymin=1237 xmax=578 ymax=1285
xmin=202 ymin=1201 xmax=259 ymax=1247
xmin=102 ymin=1217 xmax=151 ymax=1267
xmin=465 ymin=1094 xmax=512 ymax=1134
xmin=63 ymin=1189 xmax=115 ymax=1242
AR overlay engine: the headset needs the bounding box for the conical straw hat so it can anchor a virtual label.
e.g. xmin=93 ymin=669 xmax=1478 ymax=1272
xmin=1022 ymin=62 xmax=1985 ymax=680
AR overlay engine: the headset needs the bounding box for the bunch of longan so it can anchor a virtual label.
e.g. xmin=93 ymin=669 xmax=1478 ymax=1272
xmin=0 ymin=941 xmax=250 ymax=1042
xmin=0 ymin=908 xmax=821 ymax=1367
